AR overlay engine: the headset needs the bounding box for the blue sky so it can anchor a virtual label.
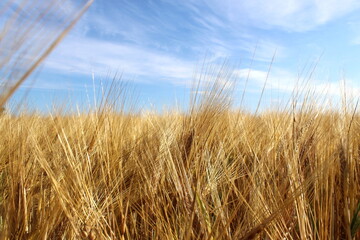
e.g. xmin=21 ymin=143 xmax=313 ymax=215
xmin=8 ymin=0 xmax=360 ymax=112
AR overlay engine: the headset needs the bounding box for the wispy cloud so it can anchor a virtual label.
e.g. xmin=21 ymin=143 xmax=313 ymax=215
xmin=28 ymin=0 xmax=360 ymax=107
xmin=202 ymin=0 xmax=360 ymax=31
xmin=44 ymin=36 xmax=195 ymax=84
xmin=235 ymin=67 xmax=360 ymax=100
xmin=39 ymin=0 xmax=287 ymax=89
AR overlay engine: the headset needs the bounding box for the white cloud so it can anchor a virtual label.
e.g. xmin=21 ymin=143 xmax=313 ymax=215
xmin=44 ymin=36 xmax=195 ymax=84
xmin=234 ymin=67 xmax=360 ymax=101
xmin=202 ymin=0 xmax=360 ymax=31
xmin=36 ymin=0 xmax=356 ymax=95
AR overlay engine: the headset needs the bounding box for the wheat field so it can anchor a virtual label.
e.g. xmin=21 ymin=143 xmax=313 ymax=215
xmin=1 ymin=0 xmax=360 ymax=239
xmin=0 ymin=82 xmax=360 ymax=239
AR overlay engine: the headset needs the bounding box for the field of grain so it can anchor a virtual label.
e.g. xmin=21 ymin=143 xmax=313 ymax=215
xmin=1 ymin=1 xmax=360 ymax=239
xmin=0 ymin=83 xmax=359 ymax=239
